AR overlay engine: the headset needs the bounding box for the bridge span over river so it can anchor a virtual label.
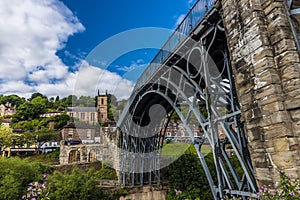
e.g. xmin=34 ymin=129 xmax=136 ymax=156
xmin=116 ymin=0 xmax=300 ymax=199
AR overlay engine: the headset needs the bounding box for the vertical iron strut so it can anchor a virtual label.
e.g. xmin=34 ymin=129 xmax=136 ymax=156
xmin=117 ymin=0 xmax=258 ymax=199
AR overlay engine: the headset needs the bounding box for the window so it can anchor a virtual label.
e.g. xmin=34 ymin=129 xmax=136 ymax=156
xmin=68 ymin=129 xmax=73 ymax=140
xmin=101 ymin=98 xmax=104 ymax=105
xmin=80 ymin=112 xmax=85 ymax=120
xmin=70 ymin=112 xmax=74 ymax=117
xmin=87 ymin=129 xmax=92 ymax=140
xmin=90 ymin=113 xmax=95 ymax=121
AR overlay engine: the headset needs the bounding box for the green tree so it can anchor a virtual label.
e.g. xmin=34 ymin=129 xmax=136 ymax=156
xmin=167 ymin=146 xmax=216 ymax=199
xmin=55 ymin=95 xmax=60 ymax=102
xmin=0 ymin=157 xmax=49 ymax=200
xmin=13 ymin=96 xmax=48 ymax=122
xmin=13 ymin=119 xmax=40 ymax=131
xmin=107 ymin=94 xmax=118 ymax=121
xmin=29 ymin=92 xmax=45 ymax=101
xmin=38 ymin=114 xmax=70 ymax=130
xmin=0 ymin=94 xmax=25 ymax=107
xmin=94 ymin=165 xmax=118 ymax=180
xmin=53 ymin=114 xmax=70 ymax=130
xmin=0 ymin=125 xmax=13 ymax=148
xmin=47 ymin=167 xmax=105 ymax=200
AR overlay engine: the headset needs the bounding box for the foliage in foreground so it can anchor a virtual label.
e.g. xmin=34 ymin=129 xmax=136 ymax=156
xmin=46 ymin=168 xmax=105 ymax=200
xmin=0 ymin=157 xmax=124 ymax=200
xmin=258 ymin=170 xmax=300 ymax=199
xmin=0 ymin=157 xmax=51 ymax=200
xmin=166 ymin=146 xmax=216 ymax=200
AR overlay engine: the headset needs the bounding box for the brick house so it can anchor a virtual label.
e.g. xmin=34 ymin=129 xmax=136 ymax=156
xmin=61 ymin=121 xmax=100 ymax=144
xmin=0 ymin=102 xmax=16 ymax=116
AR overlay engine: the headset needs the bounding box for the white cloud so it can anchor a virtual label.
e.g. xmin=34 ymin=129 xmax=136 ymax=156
xmin=0 ymin=0 xmax=84 ymax=97
xmin=117 ymin=59 xmax=145 ymax=72
xmin=0 ymin=0 xmax=138 ymax=100
xmin=73 ymin=61 xmax=135 ymax=100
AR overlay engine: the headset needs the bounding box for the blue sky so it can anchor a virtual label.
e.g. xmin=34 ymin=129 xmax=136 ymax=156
xmin=0 ymin=0 xmax=196 ymax=99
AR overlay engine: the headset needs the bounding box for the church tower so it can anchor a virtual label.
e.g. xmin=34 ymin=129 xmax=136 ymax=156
xmin=97 ymin=90 xmax=108 ymax=124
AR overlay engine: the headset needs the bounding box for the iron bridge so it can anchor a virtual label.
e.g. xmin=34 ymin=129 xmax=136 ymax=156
xmin=117 ymin=0 xmax=300 ymax=199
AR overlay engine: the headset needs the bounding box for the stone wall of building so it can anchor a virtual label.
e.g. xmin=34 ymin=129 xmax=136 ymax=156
xmin=59 ymin=128 xmax=120 ymax=178
xmin=118 ymin=186 xmax=167 ymax=200
xmin=220 ymin=0 xmax=300 ymax=186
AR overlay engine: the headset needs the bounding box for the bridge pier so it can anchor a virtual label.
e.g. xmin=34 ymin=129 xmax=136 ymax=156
xmin=221 ymin=0 xmax=300 ymax=187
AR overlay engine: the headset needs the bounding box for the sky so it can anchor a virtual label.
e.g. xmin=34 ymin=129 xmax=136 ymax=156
xmin=0 ymin=0 xmax=197 ymax=100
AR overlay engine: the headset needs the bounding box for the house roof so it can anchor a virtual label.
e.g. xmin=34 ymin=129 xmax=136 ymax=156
xmin=66 ymin=107 xmax=97 ymax=112
xmin=1 ymin=118 xmax=12 ymax=124
xmin=63 ymin=121 xmax=95 ymax=129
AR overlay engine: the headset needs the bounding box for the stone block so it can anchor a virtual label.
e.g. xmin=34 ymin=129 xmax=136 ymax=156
xmin=235 ymin=69 xmax=252 ymax=85
xmin=273 ymin=138 xmax=289 ymax=152
xmin=287 ymin=138 xmax=300 ymax=151
xmin=244 ymin=106 xmax=263 ymax=121
xmin=248 ymin=140 xmax=266 ymax=151
xmin=290 ymin=109 xmax=300 ymax=121
xmin=252 ymin=153 xmax=269 ymax=168
xmin=253 ymin=69 xmax=281 ymax=89
xmin=252 ymin=46 xmax=274 ymax=63
xmin=272 ymin=151 xmax=300 ymax=168
xmin=257 ymin=93 xmax=283 ymax=106
xmin=279 ymin=63 xmax=300 ymax=80
xmin=243 ymin=23 xmax=266 ymax=44
xmin=261 ymin=101 xmax=284 ymax=114
xmin=283 ymin=168 xmax=300 ymax=179
xmin=252 ymin=57 xmax=276 ymax=72
xmin=274 ymin=39 xmax=297 ymax=55
xmin=292 ymin=120 xmax=300 ymax=135
xmin=263 ymin=122 xmax=294 ymax=140
xmin=255 ymin=84 xmax=282 ymax=100
xmin=249 ymin=0 xmax=264 ymax=12
xmin=282 ymin=79 xmax=300 ymax=93
xmin=265 ymin=147 xmax=275 ymax=154
xmin=247 ymin=126 xmax=264 ymax=141
xmin=270 ymin=26 xmax=296 ymax=45
xmin=285 ymin=97 xmax=300 ymax=110
xmin=275 ymin=51 xmax=300 ymax=67
xmin=270 ymin=111 xmax=291 ymax=124
xmin=245 ymin=12 xmax=267 ymax=28
xmin=239 ymin=89 xmax=255 ymax=104
xmin=264 ymin=2 xmax=285 ymax=16
xmin=265 ymin=6 xmax=290 ymax=27
xmin=237 ymin=83 xmax=253 ymax=96
xmin=255 ymin=168 xmax=274 ymax=186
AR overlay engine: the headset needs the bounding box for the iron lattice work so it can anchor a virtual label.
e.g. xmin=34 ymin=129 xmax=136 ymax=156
xmin=286 ymin=0 xmax=300 ymax=52
xmin=117 ymin=1 xmax=258 ymax=199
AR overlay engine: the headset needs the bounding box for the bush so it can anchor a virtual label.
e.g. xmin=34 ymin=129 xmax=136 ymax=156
xmin=94 ymin=165 xmax=118 ymax=180
xmin=46 ymin=167 xmax=106 ymax=200
xmin=258 ymin=171 xmax=300 ymax=199
xmin=0 ymin=157 xmax=48 ymax=200
xmin=167 ymin=146 xmax=216 ymax=200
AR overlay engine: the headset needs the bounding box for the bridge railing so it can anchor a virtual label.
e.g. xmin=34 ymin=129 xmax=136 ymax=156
xmin=117 ymin=0 xmax=216 ymax=127
xmin=134 ymin=0 xmax=216 ymax=89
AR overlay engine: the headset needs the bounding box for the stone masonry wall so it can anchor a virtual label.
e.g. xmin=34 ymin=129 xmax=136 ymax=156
xmin=59 ymin=130 xmax=120 ymax=178
xmin=220 ymin=0 xmax=300 ymax=187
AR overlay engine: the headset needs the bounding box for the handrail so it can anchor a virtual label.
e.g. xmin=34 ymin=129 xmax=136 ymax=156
xmin=134 ymin=0 xmax=216 ymax=89
xmin=118 ymin=0 xmax=216 ymax=126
